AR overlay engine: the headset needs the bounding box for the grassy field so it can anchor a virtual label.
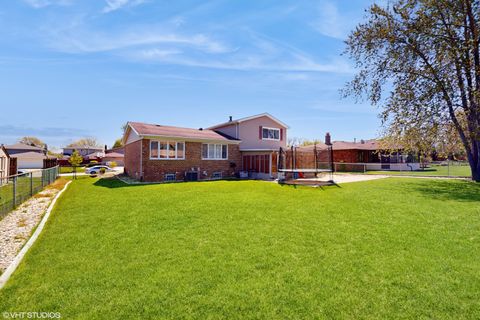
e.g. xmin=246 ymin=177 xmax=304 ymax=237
xmin=1 ymin=177 xmax=479 ymax=319
xmin=366 ymin=164 xmax=471 ymax=177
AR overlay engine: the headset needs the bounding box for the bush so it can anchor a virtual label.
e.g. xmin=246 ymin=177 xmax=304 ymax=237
xmin=99 ymin=168 xmax=106 ymax=175
xmin=109 ymin=161 xmax=117 ymax=168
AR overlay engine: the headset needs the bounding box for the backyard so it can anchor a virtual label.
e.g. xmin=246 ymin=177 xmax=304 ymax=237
xmin=0 ymin=177 xmax=479 ymax=319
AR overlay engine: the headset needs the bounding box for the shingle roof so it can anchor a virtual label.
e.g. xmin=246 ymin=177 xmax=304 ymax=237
xmin=297 ymin=140 xmax=382 ymax=151
xmin=128 ymin=122 xmax=240 ymax=142
xmin=5 ymin=143 xmax=43 ymax=151
xmin=103 ymin=152 xmax=124 ymax=158
xmin=64 ymin=145 xmax=103 ymax=150
xmin=10 ymin=151 xmax=48 ymax=159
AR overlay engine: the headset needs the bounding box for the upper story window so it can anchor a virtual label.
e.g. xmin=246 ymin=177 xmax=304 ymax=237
xmin=202 ymin=144 xmax=228 ymax=160
xmin=150 ymin=141 xmax=185 ymax=160
xmin=262 ymin=127 xmax=280 ymax=141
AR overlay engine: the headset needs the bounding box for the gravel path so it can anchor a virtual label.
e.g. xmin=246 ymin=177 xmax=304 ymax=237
xmin=0 ymin=185 xmax=62 ymax=273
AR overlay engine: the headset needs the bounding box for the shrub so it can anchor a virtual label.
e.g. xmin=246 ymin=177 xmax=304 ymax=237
xmin=109 ymin=161 xmax=117 ymax=168
xmin=99 ymin=168 xmax=106 ymax=175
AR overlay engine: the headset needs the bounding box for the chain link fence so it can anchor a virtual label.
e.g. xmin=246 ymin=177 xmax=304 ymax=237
xmin=327 ymin=161 xmax=471 ymax=178
xmin=0 ymin=166 xmax=60 ymax=219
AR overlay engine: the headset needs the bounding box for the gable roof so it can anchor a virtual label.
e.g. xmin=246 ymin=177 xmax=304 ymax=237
xmin=125 ymin=122 xmax=241 ymax=144
xmin=207 ymin=113 xmax=290 ymax=130
xmin=1 ymin=145 xmax=10 ymax=158
xmin=5 ymin=143 xmax=44 ymax=151
xmin=10 ymin=151 xmax=48 ymax=160
xmin=296 ymin=140 xmax=398 ymax=151
xmin=63 ymin=145 xmax=104 ymax=150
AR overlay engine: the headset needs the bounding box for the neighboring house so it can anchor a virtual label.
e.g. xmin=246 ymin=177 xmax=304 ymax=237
xmin=207 ymin=113 xmax=288 ymax=179
xmin=5 ymin=143 xmax=45 ymax=155
xmin=297 ymin=139 xmax=420 ymax=171
xmin=0 ymin=145 xmax=10 ymax=184
xmin=123 ymin=113 xmax=288 ymax=182
xmin=63 ymin=146 xmax=104 ymax=157
xmin=5 ymin=143 xmax=49 ymax=169
xmin=103 ymin=152 xmax=124 ymax=166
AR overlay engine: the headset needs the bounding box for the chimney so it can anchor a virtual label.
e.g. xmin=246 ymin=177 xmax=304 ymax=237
xmin=199 ymin=128 xmax=203 ymax=131
xmin=354 ymin=138 xmax=356 ymax=143
xmin=229 ymin=116 xmax=233 ymax=122
xmin=325 ymin=132 xmax=332 ymax=145
xmin=361 ymin=139 xmax=365 ymax=144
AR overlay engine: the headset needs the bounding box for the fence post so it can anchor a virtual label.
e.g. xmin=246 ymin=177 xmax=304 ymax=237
xmin=13 ymin=176 xmax=17 ymax=209
xmin=30 ymin=172 xmax=33 ymax=196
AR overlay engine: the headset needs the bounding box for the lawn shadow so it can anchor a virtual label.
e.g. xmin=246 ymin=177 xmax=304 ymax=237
xmin=411 ymin=179 xmax=480 ymax=202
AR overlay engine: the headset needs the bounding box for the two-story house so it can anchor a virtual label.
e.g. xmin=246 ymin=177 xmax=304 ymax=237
xmin=123 ymin=113 xmax=288 ymax=182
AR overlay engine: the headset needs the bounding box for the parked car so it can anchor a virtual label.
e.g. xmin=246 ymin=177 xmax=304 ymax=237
xmin=85 ymin=165 xmax=114 ymax=175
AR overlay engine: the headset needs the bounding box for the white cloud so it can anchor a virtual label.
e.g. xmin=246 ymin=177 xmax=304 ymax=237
xmin=102 ymin=0 xmax=146 ymax=13
xmin=310 ymin=1 xmax=358 ymax=40
xmin=22 ymin=0 xmax=72 ymax=9
xmin=48 ymin=29 xmax=230 ymax=54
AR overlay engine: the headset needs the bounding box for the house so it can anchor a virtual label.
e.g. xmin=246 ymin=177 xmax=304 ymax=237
xmin=62 ymin=146 xmax=104 ymax=157
xmin=207 ymin=113 xmax=288 ymax=179
xmin=123 ymin=113 xmax=288 ymax=182
xmin=103 ymin=152 xmax=124 ymax=166
xmin=297 ymin=139 xmax=420 ymax=171
xmin=5 ymin=143 xmax=49 ymax=169
xmin=0 ymin=145 xmax=10 ymax=183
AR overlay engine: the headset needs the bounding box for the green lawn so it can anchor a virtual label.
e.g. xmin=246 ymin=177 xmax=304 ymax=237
xmin=1 ymin=178 xmax=480 ymax=319
xmin=366 ymin=164 xmax=472 ymax=177
xmin=59 ymin=166 xmax=85 ymax=174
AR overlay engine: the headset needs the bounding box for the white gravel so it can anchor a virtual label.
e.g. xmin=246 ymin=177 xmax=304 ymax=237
xmin=0 ymin=188 xmax=59 ymax=273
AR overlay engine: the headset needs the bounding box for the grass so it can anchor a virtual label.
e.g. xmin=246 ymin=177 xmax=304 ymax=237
xmin=59 ymin=166 xmax=85 ymax=174
xmin=365 ymin=163 xmax=471 ymax=177
xmin=1 ymin=177 xmax=480 ymax=319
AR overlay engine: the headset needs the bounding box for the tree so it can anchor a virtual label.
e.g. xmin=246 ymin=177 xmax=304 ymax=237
xmin=68 ymin=150 xmax=83 ymax=179
xmin=18 ymin=136 xmax=45 ymax=148
xmin=68 ymin=138 xmax=100 ymax=148
xmin=112 ymin=138 xmax=123 ymax=148
xmin=344 ymin=0 xmax=480 ymax=181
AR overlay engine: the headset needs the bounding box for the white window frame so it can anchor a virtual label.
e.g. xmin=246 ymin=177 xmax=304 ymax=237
xmin=164 ymin=173 xmax=176 ymax=182
xmin=202 ymin=144 xmax=228 ymax=160
xmin=262 ymin=127 xmax=280 ymax=141
xmin=149 ymin=141 xmax=185 ymax=160
xmin=212 ymin=172 xmax=222 ymax=179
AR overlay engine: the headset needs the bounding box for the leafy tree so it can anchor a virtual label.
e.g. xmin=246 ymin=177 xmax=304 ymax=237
xmin=344 ymin=0 xmax=480 ymax=181
xmin=68 ymin=138 xmax=100 ymax=148
xmin=112 ymin=138 xmax=123 ymax=148
xmin=18 ymin=136 xmax=45 ymax=148
xmin=68 ymin=150 xmax=83 ymax=179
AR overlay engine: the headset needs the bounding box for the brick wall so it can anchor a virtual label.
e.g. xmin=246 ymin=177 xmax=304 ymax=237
xmin=126 ymin=139 xmax=241 ymax=182
xmin=124 ymin=140 xmax=142 ymax=180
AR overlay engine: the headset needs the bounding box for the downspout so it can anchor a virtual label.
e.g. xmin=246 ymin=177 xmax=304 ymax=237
xmin=140 ymin=139 xmax=143 ymax=181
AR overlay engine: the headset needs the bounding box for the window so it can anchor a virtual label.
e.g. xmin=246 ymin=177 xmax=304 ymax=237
xmin=262 ymin=127 xmax=280 ymax=140
xmin=202 ymin=144 xmax=228 ymax=160
xmin=212 ymin=172 xmax=222 ymax=179
xmin=164 ymin=173 xmax=176 ymax=182
xmin=150 ymin=141 xmax=185 ymax=160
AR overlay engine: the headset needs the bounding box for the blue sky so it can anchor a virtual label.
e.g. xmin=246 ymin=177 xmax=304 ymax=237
xmin=0 ymin=0 xmax=382 ymax=149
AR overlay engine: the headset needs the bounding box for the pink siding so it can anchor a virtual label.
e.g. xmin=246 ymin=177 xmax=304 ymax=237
xmin=214 ymin=123 xmax=238 ymax=139
xmin=236 ymin=116 xmax=287 ymax=150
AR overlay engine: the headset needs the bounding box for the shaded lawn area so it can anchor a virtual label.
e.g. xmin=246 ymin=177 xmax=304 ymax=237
xmin=1 ymin=178 xmax=480 ymax=319
xmin=366 ymin=163 xmax=471 ymax=177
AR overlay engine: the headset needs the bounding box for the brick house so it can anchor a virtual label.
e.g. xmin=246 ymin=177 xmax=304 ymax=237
xmin=123 ymin=113 xmax=288 ymax=182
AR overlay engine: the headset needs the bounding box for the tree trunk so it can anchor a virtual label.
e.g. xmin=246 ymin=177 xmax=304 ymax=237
xmin=467 ymin=142 xmax=480 ymax=182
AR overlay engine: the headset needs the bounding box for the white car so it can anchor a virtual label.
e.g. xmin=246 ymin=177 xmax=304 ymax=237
xmin=85 ymin=165 xmax=114 ymax=175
